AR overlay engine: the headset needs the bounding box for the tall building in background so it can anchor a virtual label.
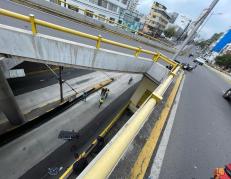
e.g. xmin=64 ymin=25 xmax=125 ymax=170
xmin=59 ymin=0 xmax=130 ymax=23
xmin=174 ymin=14 xmax=191 ymax=30
xmin=143 ymin=1 xmax=170 ymax=36
xmin=127 ymin=0 xmax=139 ymax=11
xmin=168 ymin=12 xmax=179 ymax=24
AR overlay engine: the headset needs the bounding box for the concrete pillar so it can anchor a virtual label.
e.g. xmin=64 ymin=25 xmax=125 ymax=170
xmin=0 ymin=66 xmax=25 ymax=125
xmin=129 ymin=76 xmax=158 ymax=113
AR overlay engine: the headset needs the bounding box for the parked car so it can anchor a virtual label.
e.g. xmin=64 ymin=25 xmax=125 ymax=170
xmin=193 ymin=57 xmax=205 ymax=65
xmin=213 ymin=163 xmax=231 ymax=179
xmin=223 ymin=88 xmax=231 ymax=100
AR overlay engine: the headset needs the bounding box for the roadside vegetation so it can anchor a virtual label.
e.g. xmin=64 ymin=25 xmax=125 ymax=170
xmin=215 ymin=54 xmax=231 ymax=70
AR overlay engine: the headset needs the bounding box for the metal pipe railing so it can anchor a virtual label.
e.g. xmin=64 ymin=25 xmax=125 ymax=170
xmin=77 ymin=66 xmax=181 ymax=179
xmin=0 ymin=8 xmax=178 ymax=67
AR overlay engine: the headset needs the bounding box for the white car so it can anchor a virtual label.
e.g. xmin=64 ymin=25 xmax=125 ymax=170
xmin=193 ymin=57 xmax=205 ymax=65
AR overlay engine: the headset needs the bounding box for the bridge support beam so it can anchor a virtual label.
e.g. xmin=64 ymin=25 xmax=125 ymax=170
xmin=129 ymin=76 xmax=158 ymax=113
xmin=0 ymin=66 xmax=25 ymax=125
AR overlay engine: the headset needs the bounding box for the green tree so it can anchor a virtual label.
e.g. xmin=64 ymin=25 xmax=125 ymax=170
xmin=196 ymin=32 xmax=224 ymax=49
xmin=215 ymin=54 xmax=231 ymax=69
xmin=164 ymin=27 xmax=176 ymax=38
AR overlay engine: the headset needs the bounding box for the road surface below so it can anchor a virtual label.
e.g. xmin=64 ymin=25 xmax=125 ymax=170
xmin=158 ymin=63 xmax=231 ymax=178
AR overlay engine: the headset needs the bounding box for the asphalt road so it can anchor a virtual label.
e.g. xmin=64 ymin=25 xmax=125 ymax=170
xmin=20 ymin=81 xmax=138 ymax=179
xmin=158 ymin=62 xmax=231 ymax=178
xmin=0 ymin=0 xmax=173 ymax=60
xmin=7 ymin=62 xmax=93 ymax=95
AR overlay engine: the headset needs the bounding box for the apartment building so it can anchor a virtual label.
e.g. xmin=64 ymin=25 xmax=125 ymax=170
xmin=127 ymin=0 xmax=139 ymax=11
xmin=143 ymin=1 xmax=170 ymax=36
xmin=62 ymin=0 xmax=130 ymax=23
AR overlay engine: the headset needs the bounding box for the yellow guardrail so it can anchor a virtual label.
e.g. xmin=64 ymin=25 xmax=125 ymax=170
xmin=78 ymin=66 xmax=181 ymax=179
xmin=0 ymin=8 xmax=178 ymax=68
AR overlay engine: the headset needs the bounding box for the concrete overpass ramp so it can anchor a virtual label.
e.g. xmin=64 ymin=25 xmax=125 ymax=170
xmin=0 ymin=24 xmax=155 ymax=74
xmin=0 ymin=8 xmax=177 ymax=126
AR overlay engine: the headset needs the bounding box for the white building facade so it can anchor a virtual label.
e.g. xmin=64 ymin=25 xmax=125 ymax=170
xmin=127 ymin=0 xmax=139 ymax=11
xmin=62 ymin=0 xmax=130 ymax=23
xmin=143 ymin=1 xmax=170 ymax=36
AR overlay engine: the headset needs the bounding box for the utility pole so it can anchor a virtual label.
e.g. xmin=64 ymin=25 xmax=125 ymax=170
xmin=59 ymin=66 xmax=64 ymax=102
xmin=172 ymin=0 xmax=220 ymax=60
xmin=177 ymin=20 xmax=192 ymax=42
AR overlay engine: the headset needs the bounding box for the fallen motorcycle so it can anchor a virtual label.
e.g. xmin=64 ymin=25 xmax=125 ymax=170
xmin=182 ymin=63 xmax=194 ymax=71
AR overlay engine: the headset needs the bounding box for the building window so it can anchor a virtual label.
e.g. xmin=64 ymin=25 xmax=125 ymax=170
xmin=85 ymin=10 xmax=94 ymax=18
xmin=67 ymin=4 xmax=79 ymax=12
xmin=98 ymin=0 xmax=107 ymax=8
xmin=109 ymin=17 xmax=115 ymax=24
xmin=98 ymin=14 xmax=106 ymax=21
xmin=122 ymin=0 xmax=128 ymax=5
xmin=89 ymin=0 xmax=98 ymax=5
xmin=108 ymin=2 xmax=118 ymax=12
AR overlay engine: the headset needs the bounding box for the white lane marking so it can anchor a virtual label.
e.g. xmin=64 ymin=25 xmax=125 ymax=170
xmin=148 ymin=76 xmax=185 ymax=179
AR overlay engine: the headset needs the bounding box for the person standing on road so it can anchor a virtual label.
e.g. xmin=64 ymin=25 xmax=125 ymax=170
xmin=105 ymin=88 xmax=110 ymax=99
xmin=101 ymin=88 xmax=106 ymax=97
xmin=99 ymin=97 xmax=104 ymax=108
xmin=82 ymin=91 xmax=87 ymax=102
xmin=128 ymin=77 xmax=133 ymax=84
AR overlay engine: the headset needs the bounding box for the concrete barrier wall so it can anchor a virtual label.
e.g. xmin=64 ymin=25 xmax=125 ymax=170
xmin=0 ymin=24 xmax=153 ymax=73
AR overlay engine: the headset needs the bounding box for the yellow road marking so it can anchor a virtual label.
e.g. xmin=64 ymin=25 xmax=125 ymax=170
xmin=130 ymin=72 xmax=184 ymax=179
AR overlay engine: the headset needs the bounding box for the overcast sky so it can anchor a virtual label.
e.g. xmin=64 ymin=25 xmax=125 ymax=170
xmin=137 ymin=0 xmax=230 ymax=39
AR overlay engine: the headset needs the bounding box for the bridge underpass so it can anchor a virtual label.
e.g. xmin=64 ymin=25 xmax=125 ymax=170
xmin=0 ymin=14 xmax=173 ymax=125
xmin=0 ymin=4 xmax=183 ymax=179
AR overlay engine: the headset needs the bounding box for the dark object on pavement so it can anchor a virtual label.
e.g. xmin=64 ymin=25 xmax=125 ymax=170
xmin=189 ymin=54 xmax=194 ymax=57
xmin=58 ymin=130 xmax=79 ymax=141
xmin=92 ymin=136 xmax=105 ymax=154
xmin=48 ymin=167 xmax=63 ymax=176
xmin=223 ymin=88 xmax=231 ymax=100
xmin=166 ymin=65 xmax=173 ymax=70
xmin=182 ymin=63 xmax=194 ymax=71
xmin=128 ymin=77 xmax=133 ymax=84
xmin=73 ymin=158 xmax=88 ymax=174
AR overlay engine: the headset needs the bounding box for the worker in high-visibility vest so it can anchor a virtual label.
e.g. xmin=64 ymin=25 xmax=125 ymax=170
xmin=99 ymin=97 xmax=104 ymax=108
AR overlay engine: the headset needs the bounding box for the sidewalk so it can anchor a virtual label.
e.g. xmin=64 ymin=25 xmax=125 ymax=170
xmin=205 ymin=64 xmax=231 ymax=84
xmin=0 ymin=73 xmax=142 ymax=179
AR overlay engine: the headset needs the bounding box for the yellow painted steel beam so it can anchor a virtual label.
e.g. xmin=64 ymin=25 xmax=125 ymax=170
xmin=77 ymin=67 xmax=180 ymax=179
xmin=0 ymin=8 xmax=30 ymax=22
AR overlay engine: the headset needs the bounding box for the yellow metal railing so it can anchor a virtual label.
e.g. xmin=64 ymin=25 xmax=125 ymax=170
xmin=0 ymin=8 xmax=178 ymax=68
xmin=78 ymin=66 xmax=181 ymax=179
xmin=51 ymin=0 xmax=172 ymax=48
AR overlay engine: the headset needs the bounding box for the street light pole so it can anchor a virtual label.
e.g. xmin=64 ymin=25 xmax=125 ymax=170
xmin=172 ymin=0 xmax=221 ymax=60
